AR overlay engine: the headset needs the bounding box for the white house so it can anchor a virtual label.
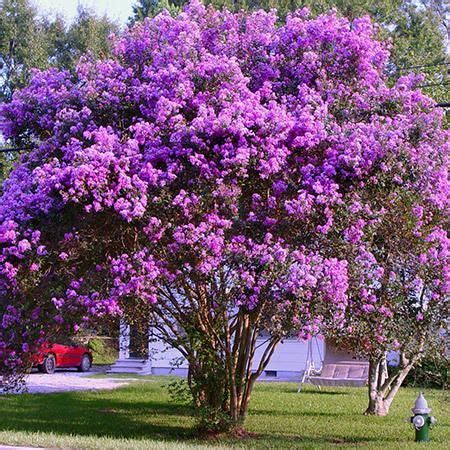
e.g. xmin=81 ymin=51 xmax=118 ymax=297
xmin=0 ymin=115 xmax=7 ymax=144
xmin=109 ymin=322 xmax=325 ymax=380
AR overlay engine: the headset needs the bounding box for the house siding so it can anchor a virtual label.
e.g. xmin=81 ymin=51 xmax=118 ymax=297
xmin=147 ymin=337 xmax=324 ymax=380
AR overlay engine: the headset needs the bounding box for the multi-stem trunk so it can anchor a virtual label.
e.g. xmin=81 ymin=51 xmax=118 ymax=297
xmin=186 ymin=309 xmax=281 ymax=433
xmin=365 ymin=342 xmax=425 ymax=416
xmin=229 ymin=308 xmax=282 ymax=428
xmin=152 ymin=283 xmax=282 ymax=433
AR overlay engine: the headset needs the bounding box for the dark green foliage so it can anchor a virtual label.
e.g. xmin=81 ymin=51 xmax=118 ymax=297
xmin=129 ymin=0 xmax=159 ymax=24
xmin=0 ymin=152 xmax=15 ymax=191
xmin=167 ymin=377 xmax=193 ymax=405
xmin=404 ymin=353 xmax=449 ymax=389
xmin=88 ymin=337 xmax=119 ymax=365
xmin=0 ymin=0 xmax=117 ymax=102
xmin=0 ymin=0 xmax=49 ymax=101
xmin=129 ymin=0 xmax=183 ymax=23
xmin=45 ymin=6 xmax=118 ymax=71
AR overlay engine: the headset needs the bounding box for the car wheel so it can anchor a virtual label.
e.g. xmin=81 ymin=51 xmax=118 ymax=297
xmin=78 ymin=354 xmax=91 ymax=372
xmin=40 ymin=354 xmax=56 ymax=374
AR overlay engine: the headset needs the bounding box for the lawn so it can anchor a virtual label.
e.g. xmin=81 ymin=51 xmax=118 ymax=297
xmin=0 ymin=378 xmax=448 ymax=449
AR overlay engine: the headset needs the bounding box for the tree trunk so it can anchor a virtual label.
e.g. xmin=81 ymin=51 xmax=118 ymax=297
xmin=187 ymin=321 xmax=280 ymax=434
xmin=365 ymin=346 xmax=424 ymax=416
xmin=365 ymin=393 xmax=392 ymax=416
xmin=151 ymin=283 xmax=283 ymax=434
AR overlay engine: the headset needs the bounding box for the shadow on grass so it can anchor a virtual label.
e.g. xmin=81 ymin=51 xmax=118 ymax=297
xmin=0 ymin=390 xmax=196 ymax=442
xmin=298 ymin=389 xmax=351 ymax=396
xmin=255 ymin=384 xmax=352 ymax=396
xmin=3 ymin=384 xmax=445 ymax=447
xmin=249 ymin=409 xmax=340 ymax=418
xmin=0 ymin=387 xmax=358 ymax=447
xmin=246 ymin=432 xmax=385 ymax=446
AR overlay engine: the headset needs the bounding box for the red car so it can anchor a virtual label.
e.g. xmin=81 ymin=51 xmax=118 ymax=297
xmin=33 ymin=341 xmax=92 ymax=374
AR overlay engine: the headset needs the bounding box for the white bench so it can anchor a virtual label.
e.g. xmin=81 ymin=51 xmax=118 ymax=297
xmin=308 ymin=362 xmax=368 ymax=387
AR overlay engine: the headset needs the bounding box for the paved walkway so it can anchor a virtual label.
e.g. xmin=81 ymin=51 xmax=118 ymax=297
xmin=0 ymin=447 xmax=49 ymax=450
xmin=1 ymin=370 xmax=131 ymax=394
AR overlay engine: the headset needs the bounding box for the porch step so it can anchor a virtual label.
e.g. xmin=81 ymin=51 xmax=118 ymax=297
xmin=107 ymin=358 xmax=152 ymax=375
xmin=110 ymin=358 xmax=147 ymax=365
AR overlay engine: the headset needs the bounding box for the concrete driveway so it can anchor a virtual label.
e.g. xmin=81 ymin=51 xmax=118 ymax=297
xmin=0 ymin=447 xmax=50 ymax=450
xmin=1 ymin=368 xmax=131 ymax=394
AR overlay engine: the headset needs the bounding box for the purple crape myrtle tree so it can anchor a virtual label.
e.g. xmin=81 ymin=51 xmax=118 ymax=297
xmin=0 ymin=0 xmax=448 ymax=431
xmin=329 ymin=91 xmax=449 ymax=415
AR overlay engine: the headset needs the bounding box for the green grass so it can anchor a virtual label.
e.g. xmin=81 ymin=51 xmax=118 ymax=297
xmin=0 ymin=379 xmax=448 ymax=449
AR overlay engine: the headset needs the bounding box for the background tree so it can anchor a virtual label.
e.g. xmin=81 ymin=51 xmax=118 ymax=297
xmin=1 ymin=1 xmax=448 ymax=431
xmin=0 ymin=1 xmax=117 ymax=101
xmin=0 ymin=1 xmax=118 ymax=186
xmin=0 ymin=0 xmax=50 ymax=189
xmin=129 ymin=0 xmax=183 ymax=24
xmin=47 ymin=5 xmax=118 ymax=71
xmin=0 ymin=0 xmax=49 ymax=102
xmin=329 ymin=116 xmax=449 ymax=415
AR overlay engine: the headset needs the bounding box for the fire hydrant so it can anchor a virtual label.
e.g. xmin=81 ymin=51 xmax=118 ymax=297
xmin=410 ymin=392 xmax=437 ymax=442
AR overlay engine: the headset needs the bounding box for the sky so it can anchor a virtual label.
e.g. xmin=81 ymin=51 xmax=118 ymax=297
xmin=33 ymin=0 xmax=135 ymax=25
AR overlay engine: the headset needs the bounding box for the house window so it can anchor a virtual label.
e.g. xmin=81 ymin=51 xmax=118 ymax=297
xmin=265 ymin=370 xmax=277 ymax=377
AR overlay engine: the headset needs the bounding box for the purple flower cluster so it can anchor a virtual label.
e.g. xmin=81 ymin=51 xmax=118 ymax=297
xmin=0 ymin=1 xmax=448 ymax=370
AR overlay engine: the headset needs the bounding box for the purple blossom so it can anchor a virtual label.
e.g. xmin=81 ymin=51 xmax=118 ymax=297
xmin=0 ymin=1 xmax=448 ymax=375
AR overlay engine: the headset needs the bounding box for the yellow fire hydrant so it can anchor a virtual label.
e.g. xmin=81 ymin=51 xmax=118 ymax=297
xmin=410 ymin=392 xmax=437 ymax=442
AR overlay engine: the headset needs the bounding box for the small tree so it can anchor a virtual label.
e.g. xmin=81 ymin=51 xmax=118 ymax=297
xmin=329 ymin=95 xmax=449 ymax=415
xmin=0 ymin=1 xmax=448 ymax=431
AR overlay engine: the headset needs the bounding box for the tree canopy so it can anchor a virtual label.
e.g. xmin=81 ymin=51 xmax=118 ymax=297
xmin=0 ymin=0 xmax=448 ymax=430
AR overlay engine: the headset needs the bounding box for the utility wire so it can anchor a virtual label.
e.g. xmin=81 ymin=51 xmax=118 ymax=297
xmin=418 ymin=81 xmax=450 ymax=89
xmin=0 ymin=146 xmax=33 ymax=153
xmin=399 ymin=61 xmax=450 ymax=71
